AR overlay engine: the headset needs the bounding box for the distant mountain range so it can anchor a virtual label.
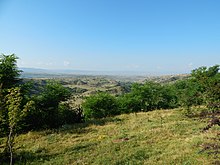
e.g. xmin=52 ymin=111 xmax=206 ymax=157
xmin=20 ymin=67 xmax=155 ymax=78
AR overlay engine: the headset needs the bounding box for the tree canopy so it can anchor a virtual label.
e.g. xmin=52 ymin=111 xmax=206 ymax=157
xmin=0 ymin=54 xmax=21 ymax=90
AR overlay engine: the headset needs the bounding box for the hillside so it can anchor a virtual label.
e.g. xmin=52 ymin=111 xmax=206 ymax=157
xmin=1 ymin=108 xmax=219 ymax=165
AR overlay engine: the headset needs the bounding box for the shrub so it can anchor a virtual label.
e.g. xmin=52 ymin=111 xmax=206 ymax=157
xmin=117 ymin=82 xmax=178 ymax=114
xmin=205 ymin=74 xmax=220 ymax=112
xmin=118 ymin=93 xmax=142 ymax=113
xmin=82 ymin=92 xmax=119 ymax=119
xmin=25 ymin=81 xmax=72 ymax=129
xmin=58 ymin=102 xmax=84 ymax=124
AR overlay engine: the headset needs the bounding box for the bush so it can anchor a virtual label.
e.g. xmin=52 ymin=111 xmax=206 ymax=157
xmin=82 ymin=92 xmax=119 ymax=119
xmin=117 ymin=82 xmax=178 ymax=114
xmin=205 ymin=74 xmax=220 ymax=112
xmin=25 ymin=81 xmax=72 ymax=129
xmin=58 ymin=103 xmax=84 ymax=124
xmin=157 ymin=84 xmax=178 ymax=109
xmin=174 ymin=79 xmax=203 ymax=109
xmin=118 ymin=93 xmax=142 ymax=113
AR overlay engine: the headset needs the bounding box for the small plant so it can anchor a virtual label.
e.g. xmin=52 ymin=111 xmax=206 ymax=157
xmin=5 ymin=87 xmax=34 ymax=165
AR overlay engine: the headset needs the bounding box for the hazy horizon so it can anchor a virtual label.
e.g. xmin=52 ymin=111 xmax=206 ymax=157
xmin=1 ymin=0 xmax=220 ymax=74
xmin=20 ymin=66 xmax=193 ymax=76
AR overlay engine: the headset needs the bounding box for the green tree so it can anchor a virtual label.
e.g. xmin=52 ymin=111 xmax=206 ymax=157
xmin=158 ymin=84 xmax=178 ymax=109
xmin=0 ymin=54 xmax=22 ymax=136
xmin=191 ymin=65 xmax=219 ymax=83
xmin=130 ymin=82 xmax=164 ymax=111
xmin=0 ymin=54 xmax=21 ymax=90
xmin=118 ymin=93 xmax=142 ymax=113
xmin=118 ymin=82 xmax=178 ymax=114
xmin=58 ymin=102 xmax=84 ymax=124
xmin=82 ymin=92 xmax=119 ymax=119
xmin=174 ymin=79 xmax=203 ymax=116
xmin=191 ymin=65 xmax=220 ymax=112
xmin=174 ymin=65 xmax=219 ymax=116
xmin=26 ymin=81 xmax=72 ymax=129
xmin=5 ymin=87 xmax=34 ymax=165
xmin=206 ymin=75 xmax=220 ymax=112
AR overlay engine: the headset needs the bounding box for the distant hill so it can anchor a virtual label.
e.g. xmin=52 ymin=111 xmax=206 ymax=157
xmin=20 ymin=67 xmax=189 ymax=83
xmin=20 ymin=67 xmax=154 ymax=78
xmin=20 ymin=68 xmax=50 ymax=74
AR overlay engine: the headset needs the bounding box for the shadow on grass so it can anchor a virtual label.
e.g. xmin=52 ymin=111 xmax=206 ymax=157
xmin=57 ymin=117 xmax=124 ymax=134
xmin=0 ymin=150 xmax=59 ymax=165
xmin=0 ymin=141 xmax=98 ymax=165
xmin=64 ymin=141 xmax=98 ymax=154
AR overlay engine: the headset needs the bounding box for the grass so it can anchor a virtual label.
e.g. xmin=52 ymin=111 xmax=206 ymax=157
xmin=0 ymin=108 xmax=219 ymax=165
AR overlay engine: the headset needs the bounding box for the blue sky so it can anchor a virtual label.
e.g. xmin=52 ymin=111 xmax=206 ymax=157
xmin=0 ymin=0 xmax=220 ymax=74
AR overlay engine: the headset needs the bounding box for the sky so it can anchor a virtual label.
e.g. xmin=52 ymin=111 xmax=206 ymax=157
xmin=0 ymin=0 xmax=220 ymax=75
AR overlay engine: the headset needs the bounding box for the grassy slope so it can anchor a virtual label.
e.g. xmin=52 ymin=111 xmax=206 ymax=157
xmin=1 ymin=108 xmax=219 ymax=165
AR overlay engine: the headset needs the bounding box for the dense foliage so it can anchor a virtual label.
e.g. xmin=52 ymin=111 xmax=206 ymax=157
xmin=25 ymin=81 xmax=72 ymax=129
xmin=0 ymin=54 xmax=21 ymax=90
xmin=82 ymin=92 xmax=119 ymax=119
xmin=82 ymin=65 xmax=219 ymax=119
xmin=83 ymin=81 xmax=178 ymax=119
xmin=191 ymin=65 xmax=220 ymax=112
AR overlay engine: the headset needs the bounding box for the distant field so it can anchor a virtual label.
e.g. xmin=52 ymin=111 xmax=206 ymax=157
xmin=21 ymin=70 xmax=189 ymax=82
xmin=1 ymin=108 xmax=219 ymax=165
xmin=21 ymin=73 xmax=189 ymax=108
